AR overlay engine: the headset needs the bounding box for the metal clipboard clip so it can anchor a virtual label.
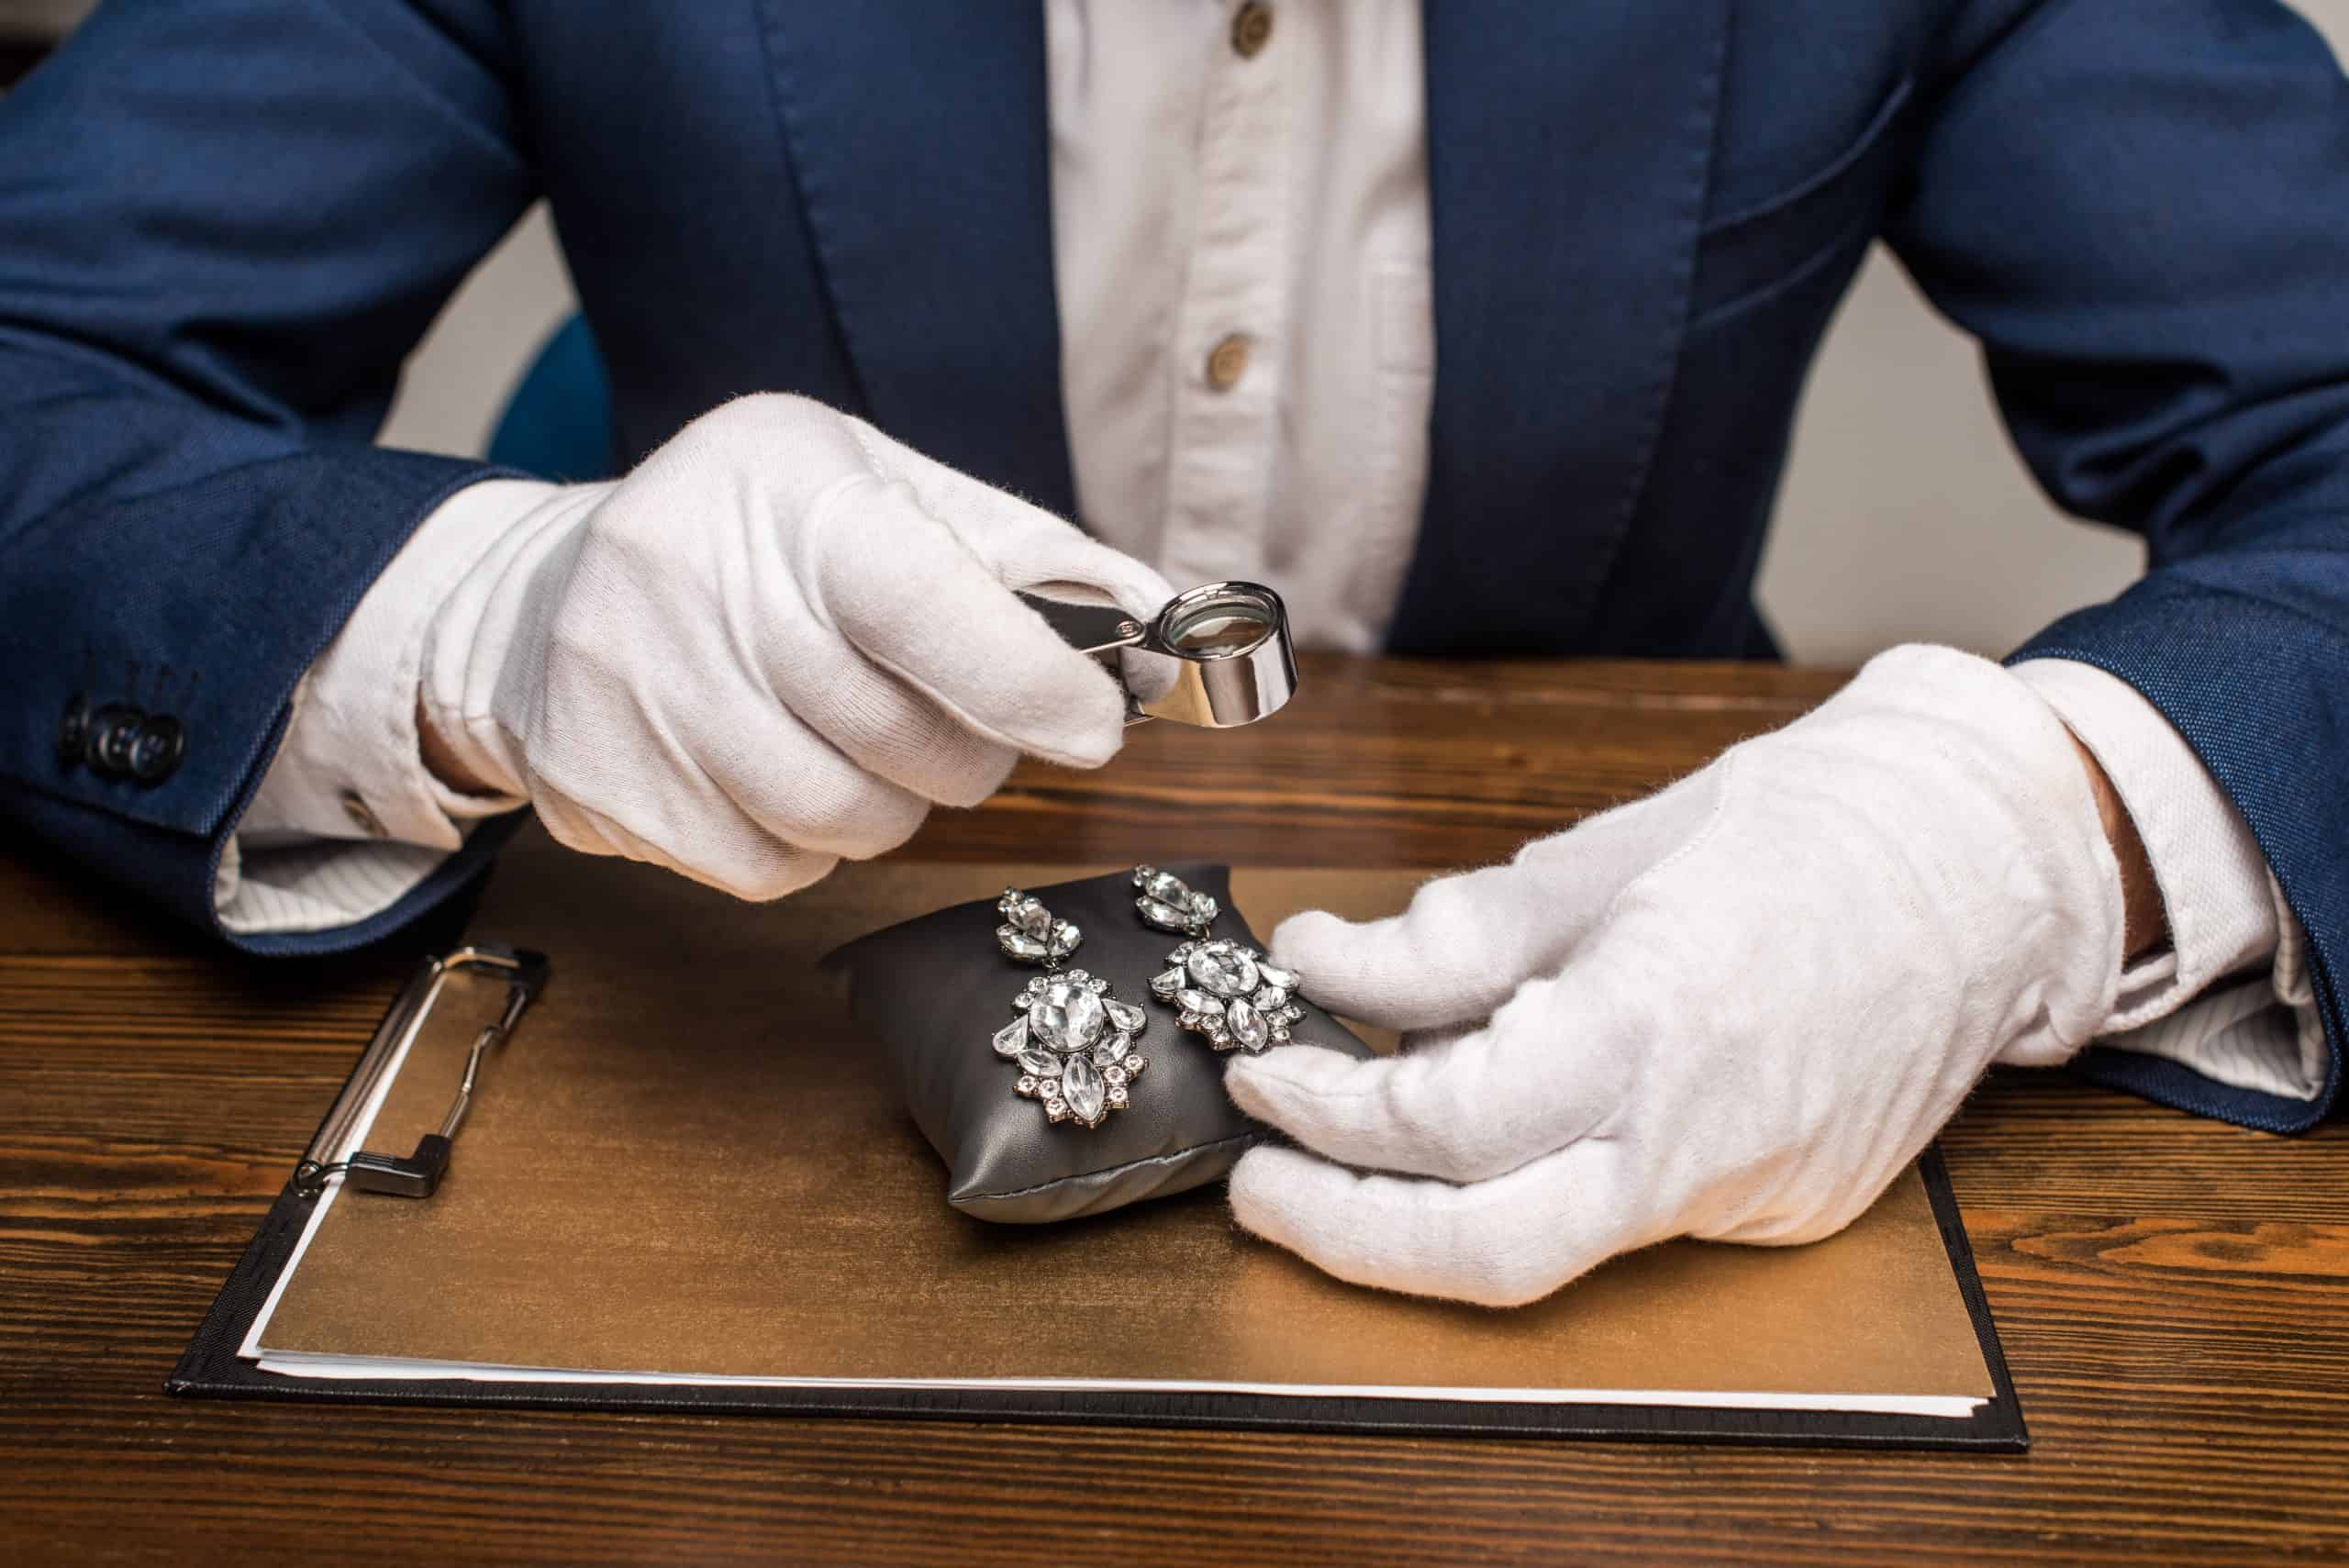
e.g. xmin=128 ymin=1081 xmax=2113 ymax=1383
xmin=293 ymin=943 xmax=551 ymax=1200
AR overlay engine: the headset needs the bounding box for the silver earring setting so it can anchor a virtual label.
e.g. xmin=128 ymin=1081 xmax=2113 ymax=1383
xmin=1131 ymin=867 xmax=1308 ymax=1054
xmin=992 ymin=889 xmax=1147 ymax=1129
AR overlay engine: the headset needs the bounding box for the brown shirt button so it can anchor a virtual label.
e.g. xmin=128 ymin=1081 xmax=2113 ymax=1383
xmin=1205 ymin=333 xmax=1252 ymax=391
xmin=1230 ymin=1 xmax=1274 ymax=59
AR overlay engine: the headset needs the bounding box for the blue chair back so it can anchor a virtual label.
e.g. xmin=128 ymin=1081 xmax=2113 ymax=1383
xmin=486 ymin=314 xmax=617 ymax=482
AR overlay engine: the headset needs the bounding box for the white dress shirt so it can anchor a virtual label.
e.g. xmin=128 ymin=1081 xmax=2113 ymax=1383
xmin=224 ymin=0 xmax=2321 ymax=1105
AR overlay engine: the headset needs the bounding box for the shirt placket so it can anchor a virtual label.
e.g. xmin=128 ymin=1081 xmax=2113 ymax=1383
xmin=1158 ymin=2 xmax=1289 ymax=589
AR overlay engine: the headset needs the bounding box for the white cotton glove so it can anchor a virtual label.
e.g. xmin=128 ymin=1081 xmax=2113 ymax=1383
xmin=1226 ymin=646 xmax=2128 ymax=1307
xmin=419 ymin=395 xmax=1174 ymax=899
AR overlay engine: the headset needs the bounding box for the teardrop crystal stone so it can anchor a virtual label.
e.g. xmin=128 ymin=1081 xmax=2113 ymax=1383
xmin=1103 ymin=999 xmax=1146 ymax=1033
xmin=1136 ymin=899 xmax=1194 ymax=933
xmin=992 ymin=1018 xmax=1030 ymax=1058
xmin=1175 ymin=988 xmax=1225 ymax=1018
xmin=1150 ymin=969 xmax=1185 ymax=999
xmin=1061 ymin=1052 xmax=1108 ymax=1126
xmin=1186 ymin=941 xmax=1259 ymax=997
xmin=1028 ymin=978 xmax=1107 ymax=1051
xmin=1226 ymin=1000 xmax=1271 ymax=1051
xmin=1255 ymin=962 xmax=1298 ymax=991
xmin=996 ymin=927 xmax=1049 ymax=962
xmin=1017 ymin=1050 xmax=1062 ymax=1078
xmin=1138 ymin=869 xmax=1194 ymax=906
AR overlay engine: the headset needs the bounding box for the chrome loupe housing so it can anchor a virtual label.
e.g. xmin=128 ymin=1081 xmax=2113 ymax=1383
xmin=1082 ymin=581 xmax=1298 ymax=728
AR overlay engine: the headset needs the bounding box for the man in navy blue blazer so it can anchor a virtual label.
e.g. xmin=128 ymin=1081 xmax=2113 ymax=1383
xmin=3 ymin=2 xmax=2344 ymax=1304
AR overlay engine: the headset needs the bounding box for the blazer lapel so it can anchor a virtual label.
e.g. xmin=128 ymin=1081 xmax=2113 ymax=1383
xmin=757 ymin=2 xmax=1077 ymax=517
xmin=1388 ymin=1 xmax=1730 ymax=654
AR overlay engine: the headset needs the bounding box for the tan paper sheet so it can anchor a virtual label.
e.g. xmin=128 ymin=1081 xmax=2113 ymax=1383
xmin=256 ymin=840 xmax=1993 ymax=1403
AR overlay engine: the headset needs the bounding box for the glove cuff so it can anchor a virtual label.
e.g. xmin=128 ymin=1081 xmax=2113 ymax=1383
xmin=417 ymin=479 xmax=612 ymax=805
xmin=1836 ymin=645 xmax=2128 ymax=1062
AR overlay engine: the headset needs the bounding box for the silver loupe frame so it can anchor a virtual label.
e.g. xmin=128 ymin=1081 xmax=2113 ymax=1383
xmin=1082 ymin=580 xmax=1299 ymax=728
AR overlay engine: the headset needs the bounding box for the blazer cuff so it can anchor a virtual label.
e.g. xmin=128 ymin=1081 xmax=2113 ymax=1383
xmin=2012 ymin=581 xmax=2347 ymax=1131
xmin=2012 ymin=657 xmax=2323 ymax=1105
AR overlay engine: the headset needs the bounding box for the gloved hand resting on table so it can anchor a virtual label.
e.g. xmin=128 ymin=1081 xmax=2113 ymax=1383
xmin=416 ymin=395 xmax=1174 ymax=899
xmin=1226 ymin=646 xmax=2158 ymax=1307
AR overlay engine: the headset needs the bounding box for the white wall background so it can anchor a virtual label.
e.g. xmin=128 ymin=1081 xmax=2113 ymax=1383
xmin=376 ymin=4 xmax=2348 ymax=665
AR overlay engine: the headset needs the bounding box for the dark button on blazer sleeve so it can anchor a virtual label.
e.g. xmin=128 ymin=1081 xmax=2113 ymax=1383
xmin=0 ymin=0 xmax=537 ymax=952
xmin=1886 ymin=0 xmax=2349 ymax=1129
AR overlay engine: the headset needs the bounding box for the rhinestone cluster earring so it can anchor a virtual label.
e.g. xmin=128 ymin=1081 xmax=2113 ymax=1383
xmin=990 ymin=889 xmax=1147 ymax=1129
xmin=1130 ymin=867 xmax=1308 ymax=1053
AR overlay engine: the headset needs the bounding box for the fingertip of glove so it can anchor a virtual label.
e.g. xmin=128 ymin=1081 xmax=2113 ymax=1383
xmin=1225 ymin=1143 xmax=1326 ymax=1238
xmin=1267 ymin=908 xmax=1352 ymax=972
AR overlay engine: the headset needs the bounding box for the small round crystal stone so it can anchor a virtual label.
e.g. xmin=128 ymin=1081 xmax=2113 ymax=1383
xmin=1186 ymin=941 xmax=1259 ymax=997
xmin=1029 ymin=979 xmax=1107 ymax=1051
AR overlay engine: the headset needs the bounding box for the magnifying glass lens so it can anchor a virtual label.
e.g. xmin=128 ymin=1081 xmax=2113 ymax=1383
xmin=1164 ymin=587 xmax=1276 ymax=654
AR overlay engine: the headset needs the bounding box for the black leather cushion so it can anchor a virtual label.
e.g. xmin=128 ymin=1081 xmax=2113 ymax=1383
xmin=829 ymin=864 xmax=1371 ymax=1224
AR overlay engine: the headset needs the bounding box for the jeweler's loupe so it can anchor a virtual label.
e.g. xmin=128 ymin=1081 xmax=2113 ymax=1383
xmin=1080 ymin=581 xmax=1298 ymax=728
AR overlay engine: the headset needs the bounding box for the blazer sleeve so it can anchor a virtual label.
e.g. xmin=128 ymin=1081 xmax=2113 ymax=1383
xmin=0 ymin=0 xmax=535 ymax=952
xmin=1883 ymin=0 xmax=2349 ymax=1129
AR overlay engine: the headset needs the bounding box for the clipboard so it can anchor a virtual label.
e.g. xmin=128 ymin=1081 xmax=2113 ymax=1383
xmin=169 ymin=846 xmax=2028 ymax=1451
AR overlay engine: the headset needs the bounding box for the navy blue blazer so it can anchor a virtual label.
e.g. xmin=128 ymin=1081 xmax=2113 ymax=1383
xmin=3 ymin=2 xmax=2345 ymax=1130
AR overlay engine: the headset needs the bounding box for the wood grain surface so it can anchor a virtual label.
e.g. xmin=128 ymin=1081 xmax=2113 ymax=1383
xmin=3 ymin=655 xmax=2344 ymax=1566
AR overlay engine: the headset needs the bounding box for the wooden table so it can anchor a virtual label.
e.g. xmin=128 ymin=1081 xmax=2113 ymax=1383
xmin=3 ymin=656 xmax=2343 ymax=1565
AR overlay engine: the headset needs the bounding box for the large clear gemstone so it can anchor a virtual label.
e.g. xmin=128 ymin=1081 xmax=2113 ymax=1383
xmin=1061 ymin=1052 xmax=1108 ymax=1125
xmin=992 ymin=1018 xmax=1030 ymax=1058
xmin=1226 ymin=999 xmax=1270 ymax=1051
xmin=1186 ymin=941 xmax=1259 ymax=997
xmin=1028 ymin=980 xmax=1107 ymax=1051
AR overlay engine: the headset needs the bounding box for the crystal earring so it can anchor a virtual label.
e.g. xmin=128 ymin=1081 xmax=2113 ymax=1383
xmin=990 ymin=889 xmax=1148 ymax=1129
xmin=1131 ymin=867 xmax=1307 ymax=1054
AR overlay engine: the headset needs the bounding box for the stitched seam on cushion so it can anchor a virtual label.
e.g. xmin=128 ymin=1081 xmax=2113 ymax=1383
xmin=966 ymin=1129 xmax=1261 ymax=1204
